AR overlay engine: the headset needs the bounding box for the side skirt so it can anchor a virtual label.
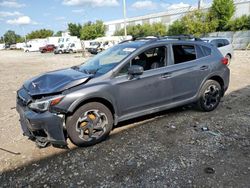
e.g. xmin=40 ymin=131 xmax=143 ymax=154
xmin=116 ymin=97 xmax=198 ymax=124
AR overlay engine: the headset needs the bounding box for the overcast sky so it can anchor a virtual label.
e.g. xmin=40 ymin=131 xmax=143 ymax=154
xmin=0 ymin=0 xmax=206 ymax=36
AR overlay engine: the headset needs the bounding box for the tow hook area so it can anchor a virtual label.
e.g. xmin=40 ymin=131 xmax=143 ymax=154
xmin=35 ymin=136 xmax=50 ymax=148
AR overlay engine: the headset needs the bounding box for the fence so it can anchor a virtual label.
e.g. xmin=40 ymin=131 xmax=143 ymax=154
xmin=208 ymin=30 xmax=250 ymax=50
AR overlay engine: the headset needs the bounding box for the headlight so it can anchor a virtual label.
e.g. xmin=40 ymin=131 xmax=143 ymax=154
xmin=28 ymin=95 xmax=64 ymax=112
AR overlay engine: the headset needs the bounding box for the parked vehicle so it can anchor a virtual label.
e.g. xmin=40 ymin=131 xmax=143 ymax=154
xmin=16 ymin=36 xmax=230 ymax=148
xmin=64 ymin=42 xmax=82 ymax=53
xmin=16 ymin=42 xmax=25 ymax=49
xmin=39 ymin=44 xmax=56 ymax=53
xmin=10 ymin=44 xmax=17 ymax=50
xmin=201 ymin=37 xmax=233 ymax=64
xmin=87 ymin=41 xmax=101 ymax=54
xmin=54 ymin=44 xmax=67 ymax=54
xmin=23 ymin=44 xmax=40 ymax=52
xmin=0 ymin=43 xmax=5 ymax=50
xmin=4 ymin=44 xmax=10 ymax=49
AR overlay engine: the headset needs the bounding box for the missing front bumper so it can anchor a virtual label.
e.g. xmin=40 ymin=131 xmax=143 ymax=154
xmin=16 ymin=102 xmax=67 ymax=148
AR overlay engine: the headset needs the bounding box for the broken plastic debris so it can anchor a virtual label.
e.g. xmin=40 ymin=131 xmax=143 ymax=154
xmin=201 ymin=127 xmax=209 ymax=131
xmin=204 ymin=167 xmax=215 ymax=174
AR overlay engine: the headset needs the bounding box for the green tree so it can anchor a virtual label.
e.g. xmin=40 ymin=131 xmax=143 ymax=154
xmin=210 ymin=0 xmax=235 ymax=31
xmin=16 ymin=36 xmax=25 ymax=43
xmin=3 ymin=30 xmax=23 ymax=44
xmin=68 ymin=23 xmax=82 ymax=38
xmin=167 ymin=11 xmax=218 ymax=36
xmin=226 ymin=15 xmax=250 ymax=31
xmin=181 ymin=11 xmax=218 ymax=36
xmin=167 ymin=20 xmax=187 ymax=36
xmin=54 ymin=31 xmax=63 ymax=37
xmin=26 ymin=29 xmax=54 ymax=39
xmin=114 ymin=22 xmax=167 ymax=38
xmin=0 ymin=36 xmax=4 ymax=43
xmin=80 ymin=20 xmax=106 ymax=40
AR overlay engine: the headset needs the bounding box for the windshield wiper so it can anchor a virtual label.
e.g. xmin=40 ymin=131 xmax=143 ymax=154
xmin=71 ymin=66 xmax=91 ymax=75
xmin=71 ymin=65 xmax=79 ymax=70
xmin=88 ymin=67 xmax=102 ymax=75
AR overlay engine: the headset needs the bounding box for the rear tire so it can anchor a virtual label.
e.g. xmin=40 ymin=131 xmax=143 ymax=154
xmin=196 ymin=80 xmax=222 ymax=112
xmin=225 ymin=54 xmax=231 ymax=65
xmin=66 ymin=102 xmax=113 ymax=147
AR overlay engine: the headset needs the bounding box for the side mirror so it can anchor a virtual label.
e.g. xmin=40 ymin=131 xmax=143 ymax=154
xmin=127 ymin=65 xmax=144 ymax=80
xmin=128 ymin=65 xmax=144 ymax=76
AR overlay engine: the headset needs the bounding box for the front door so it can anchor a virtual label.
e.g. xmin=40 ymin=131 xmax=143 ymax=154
xmin=112 ymin=46 xmax=173 ymax=117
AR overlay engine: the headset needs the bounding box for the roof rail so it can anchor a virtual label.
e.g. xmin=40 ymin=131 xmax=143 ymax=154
xmin=135 ymin=37 xmax=158 ymax=41
xmin=118 ymin=34 xmax=202 ymax=44
xmin=161 ymin=35 xmax=202 ymax=41
xmin=118 ymin=36 xmax=158 ymax=44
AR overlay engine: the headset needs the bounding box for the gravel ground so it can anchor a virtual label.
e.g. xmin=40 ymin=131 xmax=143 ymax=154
xmin=0 ymin=50 xmax=250 ymax=187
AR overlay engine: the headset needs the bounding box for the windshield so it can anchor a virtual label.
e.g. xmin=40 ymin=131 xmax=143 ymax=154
xmin=78 ymin=43 xmax=138 ymax=75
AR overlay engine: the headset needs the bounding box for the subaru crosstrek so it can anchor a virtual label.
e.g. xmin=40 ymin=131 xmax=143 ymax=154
xmin=16 ymin=37 xmax=230 ymax=148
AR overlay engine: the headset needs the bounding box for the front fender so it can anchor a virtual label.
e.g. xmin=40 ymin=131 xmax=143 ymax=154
xmin=58 ymin=83 xmax=118 ymax=117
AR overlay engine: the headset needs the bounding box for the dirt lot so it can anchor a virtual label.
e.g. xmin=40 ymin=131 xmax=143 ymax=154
xmin=0 ymin=50 xmax=250 ymax=187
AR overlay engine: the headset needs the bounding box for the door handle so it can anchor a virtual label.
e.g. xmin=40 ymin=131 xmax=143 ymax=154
xmin=200 ymin=65 xmax=209 ymax=71
xmin=161 ymin=73 xmax=171 ymax=79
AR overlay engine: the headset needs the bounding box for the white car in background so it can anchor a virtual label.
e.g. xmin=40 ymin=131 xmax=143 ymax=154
xmin=54 ymin=44 xmax=67 ymax=54
xmin=23 ymin=44 xmax=40 ymax=52
xmin=201 ymin=37 xmax=234 ymax=64
xmin=64 ymin=42 xmax=82 ymax=53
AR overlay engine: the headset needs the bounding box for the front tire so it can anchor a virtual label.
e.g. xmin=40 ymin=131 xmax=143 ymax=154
xmin=66 ymin=102 xmax=113 ymax=147
xmin=196 ymin=80 xmax=222 ymax=112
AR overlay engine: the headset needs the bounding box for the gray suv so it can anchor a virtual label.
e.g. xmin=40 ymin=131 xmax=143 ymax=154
xmin=16 ymin=37 xmax=230 ymax=148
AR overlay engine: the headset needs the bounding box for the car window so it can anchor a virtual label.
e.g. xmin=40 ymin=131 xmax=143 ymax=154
xmin=201 ymin=46 xmax=212 ymax=56
xmin=211 ymin=39 xmax=224 ymax=48
xmin=210 ymin=40 xmax=217 ymax=46
xmin=196 ymin=45 xmax=204 ymax=59
xmin=223 ymin=39 xmax=230 ymax=46
xmin=217 ymin=40 xmax=225 ymax=47
xmin=172 ymin=45 xmax=196 ymax=64
xmin=79 ymin=44 xmax=138 ymax=75
xmin=118 ymin=46 xmax=167 ymax=76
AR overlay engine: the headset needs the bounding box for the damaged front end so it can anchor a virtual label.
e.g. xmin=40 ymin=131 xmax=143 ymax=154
xmin=16 ymin=67 xmax=92 ymax=148
xmin=16 ymin=88 xmax=67 ymax=148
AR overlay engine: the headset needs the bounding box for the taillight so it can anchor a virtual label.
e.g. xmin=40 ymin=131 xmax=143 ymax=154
xmin=221 ymin=57 xmax=228 ymax=65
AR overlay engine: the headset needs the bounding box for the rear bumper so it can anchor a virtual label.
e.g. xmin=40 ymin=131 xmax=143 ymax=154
xmin=16 ymin=100 xmax=67 ymax=146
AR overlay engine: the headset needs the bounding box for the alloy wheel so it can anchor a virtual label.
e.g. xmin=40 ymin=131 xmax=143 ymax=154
xmin=75 ymin=110 xmax=108 ymax=141
xmin=202 ymin=85 xmax=220 ymax=110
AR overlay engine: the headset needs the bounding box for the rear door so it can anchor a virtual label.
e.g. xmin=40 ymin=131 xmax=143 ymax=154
xmin=167 ymin=43 xmax=210 ymax=102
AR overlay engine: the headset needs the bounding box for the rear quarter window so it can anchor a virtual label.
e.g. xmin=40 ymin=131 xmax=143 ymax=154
xmin=201 ymin=46 xmax=212 ymax=56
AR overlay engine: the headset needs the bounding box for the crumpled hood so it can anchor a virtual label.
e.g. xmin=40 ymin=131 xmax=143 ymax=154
xmin=24 ymin=68 xmax=91 ymax=96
